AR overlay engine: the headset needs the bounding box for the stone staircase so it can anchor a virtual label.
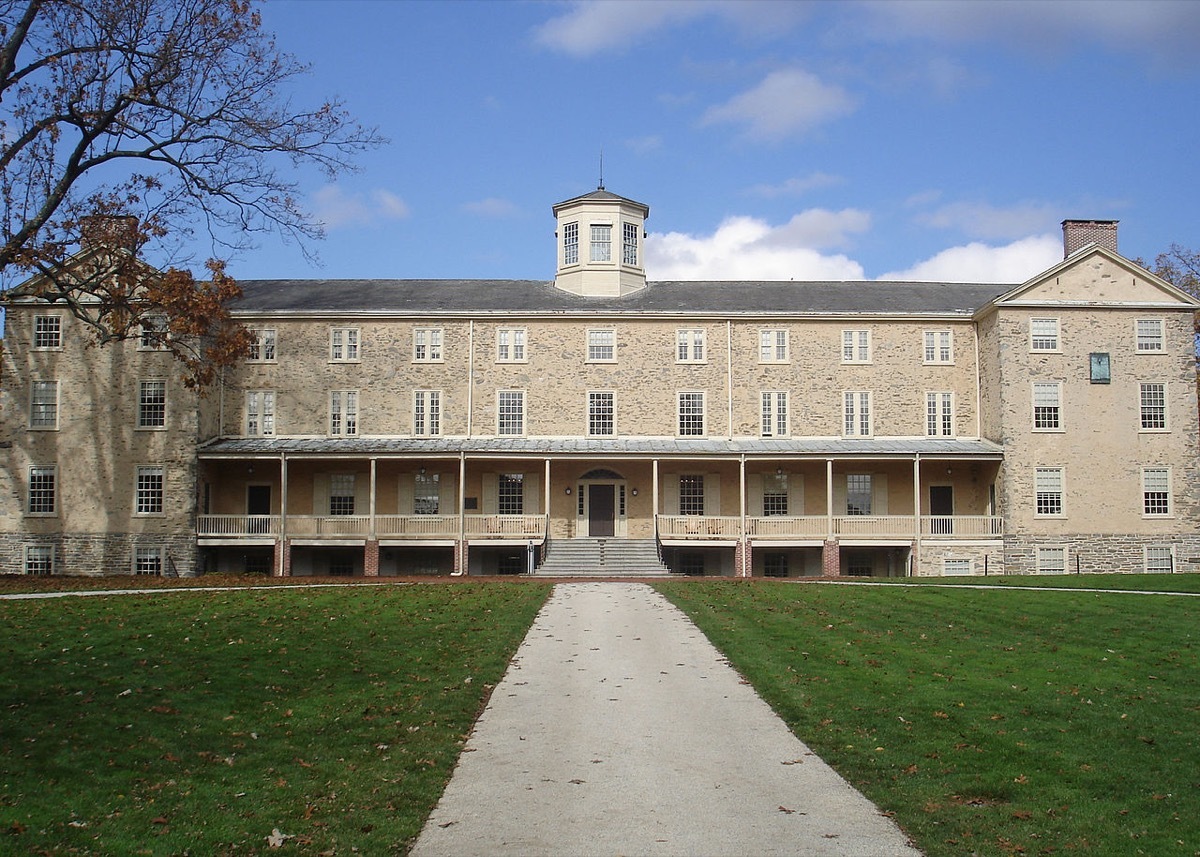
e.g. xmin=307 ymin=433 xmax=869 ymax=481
xmin=534 ymin=538 xmax=674 ymax=577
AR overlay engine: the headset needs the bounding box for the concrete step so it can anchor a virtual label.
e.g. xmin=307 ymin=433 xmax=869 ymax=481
xmin=535 ymin=538 xmax=673 ymax=577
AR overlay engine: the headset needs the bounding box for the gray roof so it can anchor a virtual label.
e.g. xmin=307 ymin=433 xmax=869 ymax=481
xmin=199 ymin=436 xmax=1004 ymax=458
xmin=229 ymin=278 xmax=1012 ymax=317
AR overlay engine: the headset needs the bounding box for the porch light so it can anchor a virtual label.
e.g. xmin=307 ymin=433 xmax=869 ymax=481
xmin=565 ymin=486 xmax=572 ymax=495
xmin=631 ymin=488 xmax=638 ymax=496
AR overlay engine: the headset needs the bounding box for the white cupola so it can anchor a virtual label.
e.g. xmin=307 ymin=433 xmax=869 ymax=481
xmin=552 ymin=187 xmax=649 ymax=296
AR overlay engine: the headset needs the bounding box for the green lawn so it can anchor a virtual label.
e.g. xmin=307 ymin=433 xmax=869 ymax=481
xmin=866 ymin=572 xmax=1200 ymax=593
xmin=0 ymin=582 xmax=550 ymax=855
xmin=656 ymin=579 xmax=1200 ymax=856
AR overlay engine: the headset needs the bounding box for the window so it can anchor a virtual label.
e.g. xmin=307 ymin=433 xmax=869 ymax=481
xmin=497 ymin=328 xmax=526 ymax=362
xmin=587 ymin=329 xmax=615 ymax=362
xmin=138 ymin=380 xmax=166 ymax=428
xmin=330 ymin=327 xmax=359 ymax=362
xmin=846 ymin=474 xmax=872 ymax=515
xmin=843 ymin=391 xmax=872 ymax=437
xmin=1145 ymin=545 xmax=1174 ymax=573
xmin=33 ymin=315 xmax=61 ymax=349
xmin=1142 ymin=467 xmax=1171 ymax=516
xmin=622 ymin=222 xmax=639 ymax=266
xmin=248 ymin=329 xmax=276 ymax=361
xmin=1089 ymin=352 xmax=1111 ymax=384
xmin=139 ymin=315 xmax=167 ymax=350
xmin=926 ymin=392 xmax=954 ymax=437
xmin=676 ymin=328 xmax=706 ymax=363
xmin=414 ymin=390 xmax=441 ymax=436
xmin=842 ymin=329 xmax=871 ymax=363
xmin=329 ymin=474 xmax=355 ymax=515
xmin=943 ymin=558 xmax=972 ymax=576
xmin=679 ymin=475 xmax=704 ymax=516
xmin=1136 ymin=318 xmax=1165 ymax=353
xmin=1036 ymin=546 xmax=1066 ymax=575
xmin=498 ymin=390 xmax=524 ymax=436
xmin=563 ymin=222 xmax=579 ymax=265
xmin=1035 ymin=467 xmax=1064 ymax=516
xmin=245 ymin=391 xmax=275 ymax=436
xmin=30 ymin=381 xmax=58 ymax=429
xmin=590 ymin=224 xmax=611 ymax=262
xmin=764 ymin=554 xmax=788 ymax=578
xmin=588 ymin=391 xmax=614 ymax=436
xmin=763 ymin=473 xmax=788 ymax=516
xmin=1140 ymin=383 xmax=1167 ymax=430
xmin=1031 ymin=382 xmax=1061 ymax=431
xmin=24 ymin=544 xmax=54 ymax=576
xmin=761 ymin=391 xmax=788 ymax=437
xmin=135 ymin=465 xmax=165 ymax=515
xmin=924 ymin=330 xmax=953 ymax=364
xmin=1030 ymin=317 xmax=1059 ymax=351
xmin=678 ymin=392 xmax=705 ymax=436
xmin=414 ymin=473 xmax=440 ymax=515
xmin=498 ymin=473 xmax=524 ymax=515
xmin=134 ymin=546 xmax=163 ymax=576
xmin=28 ymin=466 xmax=55 ymax=515
xmin=330 ymin=390 xmax=358 ymax=436
xmin=759 ymin=329 xmax=789 ymax=363
xmin=414 ymin=327 xmax=443 ymax=362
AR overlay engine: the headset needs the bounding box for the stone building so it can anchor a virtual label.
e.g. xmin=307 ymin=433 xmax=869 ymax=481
xmin=3 ymin=189 xmax=1198 ymax=577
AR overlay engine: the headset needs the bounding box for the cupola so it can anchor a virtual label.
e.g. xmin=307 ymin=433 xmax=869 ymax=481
xmin=552 ymin=187 xmax=649 ymax=296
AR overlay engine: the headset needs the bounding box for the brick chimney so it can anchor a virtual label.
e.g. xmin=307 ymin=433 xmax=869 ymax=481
xmin=1062 ymin=219 xmax=1118 ymax=258
xmin=79 ymin=215 xmax=140 ymax=253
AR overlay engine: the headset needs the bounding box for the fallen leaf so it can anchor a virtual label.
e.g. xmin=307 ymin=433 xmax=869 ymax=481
xmin=267 ymin=828 xmax=293 ymax=848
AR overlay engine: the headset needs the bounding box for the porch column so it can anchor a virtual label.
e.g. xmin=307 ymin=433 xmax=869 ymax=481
xmin=369 ymin=458 xmax=377 ymax=540
xmin=364 ymin=539 xmax=380 ymax=577
xmin=652 ymin=459 xmax=660 ymax=537
xmin=453 ymin=452 xmax=467 ymax=575
xmin=913 ymin=455 xmax=921 ymax=540
xmin=544 ymin=457 xmax=551 ymax=534
xmin=825 ymin=459 xmax=834 ymax=536
xmin=822 ymin=540 xmax=840 ymax=577
xmin=738 ymin=455 xmax=749 ymax=577
xmin=278 ymin=453 xmax=289 ymax=576
xmin=280 ymin=538 xmax=293 ymax=577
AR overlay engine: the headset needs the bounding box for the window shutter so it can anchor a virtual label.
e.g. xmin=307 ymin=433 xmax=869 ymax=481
xmin=705 ymin=473 xmax=721 ymax=516
xmin=789 ymin=474 xmax=804 ymax=515
xmin=354 ymin=473 xmax=368 ymax=510
xmin=834 ymin=477 xmax=847 ymax=514
xmin=748 ymin=473 xmax=763 ymax=516
xmin=524 ymin=470 xmax=541 ymax=514
xmin=482 ymin=473 xmax=498 ymax=514
xmin=873 ymin=473 xmax=889 ymax=515
xmin=398 ymin=475 xmax=415 ymax=515
xmin=439 ymin=473 xmax=456 ymax=513
xmin=313 ymin=474 xmax=329 ymax=515
xmin=665 ymin=476 xmax=680 ymax=515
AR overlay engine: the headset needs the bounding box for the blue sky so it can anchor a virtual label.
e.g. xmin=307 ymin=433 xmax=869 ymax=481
xmin=217 ymin=0 xmax=1200 ymax=285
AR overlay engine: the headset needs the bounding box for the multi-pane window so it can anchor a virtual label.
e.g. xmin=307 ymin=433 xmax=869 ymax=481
xmin=28 ymin=465 xmax=56 ymax=515
xmin=414 ymin=327 xmax=443 ymax=362
xmin=588 ymin=391 xmax=614 ymax=436
xmin=924 ymin=330 xmax=952 ymax=364
xmin=498 ymin=390 xmax=525 ymax=436
xmin=622 ymin=222 xmax=639 ymax=265
xmin=1032 ymin=382 xmax=1061 ymax=430
xmin=563 ymin=222 xmax=579 ymax=265
xmin=33 ymin=315 xmax=61 ymax=349
xmin=245 ymin=391 xmax=275 ymax=436
xmin=763 ymin=473 xmax=788 ymax=516
xmin=139 ymin=315 xmax=167 ymax=350
xmin=414 ymin=390 xmax=441 ymax=436
xmin=843 ymin=391 xmax=872 ymax=437
xmin=676 ymin=328 xmax=705 ymax=362
xmin=497 ymin=328 xmax=526 ymax=362
xmin=764 ymin=554 xmax=788 ymax=578
xmin=1135 ymin=319 xmax=1165 ymax=353
xmin=925 ymin=392 xmax=954 ymax=436
xmin=414 ymin=473 xmax=440 ymax=515
xmin=30 ymin=381 xmax=58 ymax=429
xmin=678 ymin=392 xmax=705 ymax=436
xmin=1030 ymin=317 xmax=1059 ymax=351
xmin=590 ymin=224 xmax=611 ymax=262
xmin=943 ymin=558 xmax=972 ymax=576
xmin=134 ymin=546 xmax=163 ymax=576
xmin=759 ymin=329 xmax=788 ymax=363
xmin=1142 ymin=467 xmax=1171 ymax=516
xmin=842 ymin=329 xmax=871 ymax=363
xmin=248 ymin=329 xmax=276 ymax=361
xmin=587 ymin=329 xmax=615 ymax=361
xmin=1035 ymin=467 xmax=1064 ymax=516
xmin=330 ymin=327 xmax=359 ymax=361
xmin=24 ymin=544 xmax=54 ymax=576
xmin=1036 ymin=546 xmax=1066 ymax=574
xmin=1145 ymin=546 xmax=1174 ymax=573
xmin=135 ymin=465 xmax=165 ymax=515
xmin=679 ymin=475 xmax=704 ymax=516
xmin=330 ymin=390 xmax=358 ymax=436
xmin=138 ymin=380 xmax=166 ymax=428
xmin=498 ymin=473 xmax=524 ymax=515
xmin=1140 ymin=383 xmax=1166 ymax=430
xmin=761 ymin=391 xmax=788 ymax=437
xmin=846 ymin=474 xmax=872 ymax=515
xmin=329 ymin=473 xmax=355 ymax=515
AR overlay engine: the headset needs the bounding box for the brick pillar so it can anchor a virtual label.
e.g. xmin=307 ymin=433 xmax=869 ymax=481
xmin=452 ymin=539 xmax=467 ymax=576
xmin=364 ymin=539 xmax=380 ymax=577
xmin=821 ymin=539 xmax=840 ymax=577
xmin=280 ymin=538 xmax=293 ymax=577
xmin=735 ymin=540 xmax=752 ymax=578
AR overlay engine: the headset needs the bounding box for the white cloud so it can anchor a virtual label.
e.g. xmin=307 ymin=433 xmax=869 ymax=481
xmin=645 ymin=210 xmax=869 ymax=280
xmin=462 ymin=197 xmax=519 ymax=218
xmin=747 ymin=172 xmax=843 ymax=198
xmin=701 ymin=69 xmax=857 ymax=141
xmin=311 ymin=186 xmax=410 ymax=230
xmin=880 ymin=234 xmax=1062 ymax=284
xmin=917 ymin=201 xmax=1060 ymax=242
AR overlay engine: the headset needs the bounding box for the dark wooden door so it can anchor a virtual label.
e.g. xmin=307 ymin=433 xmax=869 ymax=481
xmin=589 ymin=484 xmax=615 ymax=537
xmin=247 ymin=485 xmax=272 ymax=534
xmin=929 ymin=485 xmax=953 ymax=534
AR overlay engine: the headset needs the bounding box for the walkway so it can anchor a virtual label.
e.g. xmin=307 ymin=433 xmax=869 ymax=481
xmin=410 ymin=582 xmax=919 ymax=856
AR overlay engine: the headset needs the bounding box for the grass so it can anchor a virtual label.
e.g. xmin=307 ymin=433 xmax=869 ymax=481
xmin=0 ymin=581 xmax=550 ymax=855
xmin=655 ymin=578 xmax=1200 ymax=856
xmin=865 ymin=572 xmax=1200 ymax=593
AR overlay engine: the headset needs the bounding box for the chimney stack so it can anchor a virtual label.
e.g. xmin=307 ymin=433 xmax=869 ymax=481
xmin=1062 ymin=219 xmax=1118 ymax=259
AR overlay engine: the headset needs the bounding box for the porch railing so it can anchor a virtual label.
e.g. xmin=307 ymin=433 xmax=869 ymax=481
xmin=376 ymin=515 xmax=459 ymax=537
xmin=286 ymin=515 xmax=370 ymax=536
xmin=920 ymin=515 xmax=1004 ymax=537
xmin=657 ymin=515 xmax=742 ymax=538
xmin=464 ymin=514 xmax=546 ymax=538
xmin=197 ymin=515 xmax=281 ymax=537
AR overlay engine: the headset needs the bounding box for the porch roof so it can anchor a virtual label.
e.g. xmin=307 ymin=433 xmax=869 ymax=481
xmin=198 ymin=436 xmax=1004 ymax=459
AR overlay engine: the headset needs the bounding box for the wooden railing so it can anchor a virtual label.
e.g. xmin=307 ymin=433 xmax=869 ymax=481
xmin=920 ymin=515 xmax=1004 ymax=537
xmin=197 ymin=515 xmax=280 ymax=537
xmin=657 ymin=515 xmax=742 ymax=538
xmin=376 ymin=515 xmax=459 ymax=536
xmin=464 ymin=514 xmax=545 ymax=538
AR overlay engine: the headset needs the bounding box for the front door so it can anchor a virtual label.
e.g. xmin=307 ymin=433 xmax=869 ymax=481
xmin=929 ymin=485 xmax=953 ymax=535
xmin=247 ymin=485 xmax=272 ymax=534
xmin=589 ymin=484 xmax=615 ymax=537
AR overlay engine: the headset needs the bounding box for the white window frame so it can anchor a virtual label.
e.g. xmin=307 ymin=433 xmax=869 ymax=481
xmin=137 ymin=379 xmax=167 ymax=430
xmin=587 ymin=329 xmax=616 ymax=363
xmin=843 ymin=391 xmax=872 ymax=437
xmin=762 ymin=473 xmax=789 ymax=516
xmin=923 ymin=330 xmax=953 ymax=365
xmin=329 ymin=473 xmax=356 ymax=515
xmin=1135 ymin=318 xmax=1165 ymax=353
xmin=1034 ymin=467 xmax=1064 ymax=517
xmin=1036 ymin=546 xmax=1067 ymax=575
xmin=30 ymin=380 xmax=59 ymax=430
xmin=588 ymin=390 xmax=615 ymax=437
xmin=414 ymin=327 xmax=443 ymax=362
xmin=1142 ymin=466 xmax=1172 ymax=517
xmin=329 ymin=327 xmax=360 ymax=362
xmin=926 ymin=391 xmax=954 ymax=437
xmin=677 ymin=391 xmax=706 ymax=437
xmin=413 ymin=389 xmax=441 ymax=436
xmin=846 ymin=474 xmax=872 ymax=515
xmin=329 ymin=390 xmax=359 ymax=436
xmin=414 ymin=472 xmax=440 ymax=515
xmin=24 ymin=544 xmax=55 ymax=576
xmin=33 ymin=315 xmax=62 ymax=350
xmin=761 ymin=391 xmax=788 ymax=438
xmin=943 ymin=558 xmax=972 ymax=576
xmin=590 ymin=223 xmax=612 ymax=262
xmin=676 ymin=328 xmax=706 ymax=363
xmin=1031 ymin=382 xmax=1062 ymax=432
xmin=759 ymin=329 xmax=789 ymax=363
xmin=245 ymin=390 xmax=276 ymax=436
xmin=841 ymin=329 xmax=871 ymax=364
xmin=622 ymin=222 xmax=639 ymax=266
xmin=27 ymin=465 xmax=56 ymax=516
xmin=133 ymin=545 xmax=164 ymax=576
xmin=563 ymin=221 xmax=579 ymax=266
xmin=134 ymin=465 xmax=165 ymax=516
xmin=1030 ymin=317 xmax=1060 ymax=352
xmin=1144 ymin=545 xmax=1174 ymax=574
xmin=138 ymin=314 xmax=168 ymax=350
xmin=498 ymin=390 xmax=525 ymax=436
xmin=679 ymin=474 xmax=705 ymax=516
xmin=496 ymin=327 xmax=527 ymax=363
xmin=1139 ymin=382 xmax=1168 ymax=431
xmin=247 ymin=328 xmax=277 ymax=362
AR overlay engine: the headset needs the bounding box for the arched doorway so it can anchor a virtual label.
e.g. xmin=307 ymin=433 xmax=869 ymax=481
xmin=576 ymin=468 xmax=628 ymax=538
